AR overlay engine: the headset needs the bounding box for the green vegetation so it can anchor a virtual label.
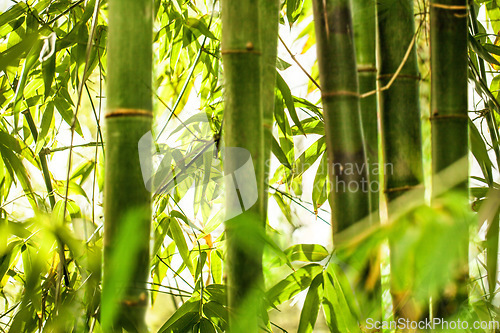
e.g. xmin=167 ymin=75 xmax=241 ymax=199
xmin=1 ymin=0 xmax=500 ymax=332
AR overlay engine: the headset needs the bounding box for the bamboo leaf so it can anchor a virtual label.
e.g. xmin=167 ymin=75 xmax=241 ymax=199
xmin=312 ymin=152 xmax=328 ymax=209
xmin=271 ymin=136 xmax=291 ymax=169
xmin=469 ymin=33 xmax=500 ymax=66
xmin=273 ymin=192 xmax=294 ymax=226
xmin=53 ymin=96 xmax=83 ymax=136
xmin=276 ymin=72 xmax=305 ymax=135
xmin=322 ymin=262 xmax=361 ymax=333
xmin=42 ymin=52 xmax=56 ymax=99
xmin=0 ymin=32 xmax=39 ymax=71
xmin=169 ymin=217 xmax=194 ymax=274
xmin=185 ymin=17 xmax=218 ymax=40
xmin=266 ymin=263 xmax=323 ymax=308
xmin=285 ymin=243 xmax=329 ymax=262
xmin=198 ymin=317 xmax=217 ymax=333
xmin=294 ymin=136 xmax=326 ymax=177
xmin=157 ymin=297 xmax=200 ymax=332
xmin=204 ymin=300 xmax=228 ymax=330
xmin=35 ymin=102 xmax=54 ymax=154
xmin=469 ymin=119 xmax=493 ymax=184
xmin=0 ymin=2 xmax=27 ymax=28
xmin=298 ymin=273 xmax=323 ymax=333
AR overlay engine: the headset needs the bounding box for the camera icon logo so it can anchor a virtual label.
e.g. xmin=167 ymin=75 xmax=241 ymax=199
xmin=138 ymin=108 xmax=258 ymax=221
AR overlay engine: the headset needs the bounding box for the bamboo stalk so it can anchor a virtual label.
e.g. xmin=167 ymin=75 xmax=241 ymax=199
xmin=376 ymin=0 xmax=424 ymax=320
xmin=352 ymin=0 xmax=381 ymax=320
xmin=430 ymin=0 xmax=469 ymax=316
xmin=312 ymin=0 xmax=369 ymax=234
xmin=103 ymin=0 xmax=153 ymax=330
xmin=221 ymin=0 xmax=265 ymax=330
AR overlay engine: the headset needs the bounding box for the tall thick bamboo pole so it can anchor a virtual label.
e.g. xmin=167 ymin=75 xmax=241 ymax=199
xmin=103 ymin=0 xmax=153 ymax=331
xmin=430 ymin=0 xmax=469 ymax=316
xmin=352 ymin=0 xmax=381 ymax=320
xmin=312 ymin=0 xmax=369 ymax=233
xmin=353 ymin=0 xmax=378 ymax=215
xmin=221 ymin=0 xmax=264 ymax=330
xmin=376 ymin=0 xmax=424 ymax=321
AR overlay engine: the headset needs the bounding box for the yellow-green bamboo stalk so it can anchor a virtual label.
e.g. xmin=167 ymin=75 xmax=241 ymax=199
xmin=377 ymin=0 xmax=424 ymax=321
xmin=430 ymin=0 xmax=469 ymax=316
xmin=312 ymin=0 xmax=369 ymax=233
xmin=103 ymin=0 xmax=153 ymax=330
xmin=221 ymin=0 xmax=265 ymax=331
xmin=352 ymin=0 xmax=381 ymax=320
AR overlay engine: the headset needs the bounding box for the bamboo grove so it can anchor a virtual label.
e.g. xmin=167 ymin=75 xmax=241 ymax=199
xmin=0 ymin=0 xmax=500 ymax=332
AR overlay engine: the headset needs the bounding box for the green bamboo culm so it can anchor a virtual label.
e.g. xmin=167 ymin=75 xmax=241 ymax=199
xmin=102 ymin=0 xmax=153 ymax=331
xmin=430 ymin=0 xmax=469 ymax=316
xmin=353 ymin=0 xmax=378 ymax=215
xmin=376 ymin=0 xmax=424 ymax=321
xmin=259 ymin=0 xmax=280 ymax=213
xmin=221 ymin=0 xmax=265 ymax=331
xmin=312 ymin=0 xmax=369 ymax=233
xmin=352 ymin=0 xmax=382 ymax=321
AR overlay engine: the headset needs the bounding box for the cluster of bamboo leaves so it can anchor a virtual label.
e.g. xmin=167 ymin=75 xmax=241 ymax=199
xmin=0 ymin=0 xmax=500 ymax=332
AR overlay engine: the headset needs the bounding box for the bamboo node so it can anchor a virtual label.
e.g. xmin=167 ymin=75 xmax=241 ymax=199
xmin=106 ymin=109 xmax=153 ymax=118
xmin=385 ymin=184 xmax=423 ymax=193
xmin=430 ymin=114 xmax=468 ymax=120
xmin=221 ymin=49 xmax=261 ymax=55
xmin=430 ymin=3 xmax=468 ymax=10
xmin=322 ymin=90 xmax=359 ymax=98
xmin=377 ymin=73 xmax=421 ymax=80
xmin=357 ymin=66 xmax=377 ymax=73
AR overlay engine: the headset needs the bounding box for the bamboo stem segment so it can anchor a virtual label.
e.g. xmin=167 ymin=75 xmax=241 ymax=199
xmin=352 ymin=0 xmax=381 ymax=319
xmin=312 ymin=0 xmax=369 ymax=234
xmin=221 ymin=0 xmax=265 ymax=331
xmin=376 ymin=0 xmax=424 ymax=321
xmin=103 ymin=0 xmax=153 ymax=330
xmin=430 ymin=0 xmax=469 ymax=316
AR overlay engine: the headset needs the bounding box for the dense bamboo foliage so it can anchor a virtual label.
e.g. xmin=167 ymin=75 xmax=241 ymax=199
xmin=221 ymin=0 xmax=265 ymax=330
xmin=312 ymin=0 xmax=369 ymax=233
xmin=377 ymin=0 xmax=424 ymax=320
xmin=4 ymin=0 xmax=500 ymax=331
xmin=430 ymin=0 xmax=469 ymax=316
xmin=103 ymin=0 xmax=153 ymax=330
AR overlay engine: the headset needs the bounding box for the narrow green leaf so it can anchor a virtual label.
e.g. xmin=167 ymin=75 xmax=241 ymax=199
xmin=266 ymin=263 xmax=323 ymax=308
xmin=276 ymin=72 xmax=305 ymax=134
xmin=157 ymin=297 xmax=200 ymax=332
xmin=271 ymin=137 xmax=291 ymax=169
xmin=42 ymin=53 xmax=56 ymax=99
xmin=204 ymin=300 xmax=228 ymax=330
xmin=287 ymin=0 xmax=300 ymax=24
xmin=53 ymin=96 xmax=83 ymax=136
xmin=312 ymin=152 xmax=328 ymax=208
xmin=469 ymin=33 xmax=500 ymax=66
xmin=198 ymin=317 xmax=217 ymax=333
xmin=0 ymin=3 xmax=27 ymax=27
xmin=185 ymin=17 xmax=218 ymax=40
xmin=322 ymin=262 xmax=361 ymax=333
xmin=169 ymin=217 xmax=194 ymax=274
xmin=469 ymin=119 xmax=493 ymax=184
xmin=298 ymin=273 xmax=323 ymax=333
